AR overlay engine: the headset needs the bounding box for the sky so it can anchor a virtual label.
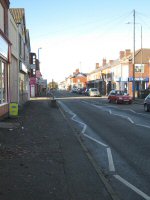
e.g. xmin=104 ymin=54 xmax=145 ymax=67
xmin=10 ymin=0 xmax=150 ymax=83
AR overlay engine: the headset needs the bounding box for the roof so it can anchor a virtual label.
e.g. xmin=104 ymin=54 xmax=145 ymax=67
xmin=9 ymin=8 xmax=25 ymax=24
xmin=72 ymin=72 xmax=87 ymax=78
xmin=88 ymin=67 xmax=101 ymax=75
xmin=129 ymin=48 xmax=150 ymax=64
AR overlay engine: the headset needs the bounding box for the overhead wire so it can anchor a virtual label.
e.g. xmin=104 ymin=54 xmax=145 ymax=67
xmin=32 ymin=10 xmax=133 ymax=40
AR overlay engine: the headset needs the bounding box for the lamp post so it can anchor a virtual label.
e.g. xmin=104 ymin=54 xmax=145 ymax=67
xmin=38 ymin=47 xmax=42 ymax=61
xmin=126 ymin=10 xmax=140 ymax=99
xmin=133 ymin=9 xmax=135 ymax=100
xmin=139 ymin=25 xmax=143 ymax=91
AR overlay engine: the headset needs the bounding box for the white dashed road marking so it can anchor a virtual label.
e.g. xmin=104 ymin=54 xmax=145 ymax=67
xmin=58 ymin=101 xmax=150 ymax=199
xmin=114 ymin=175 xmax=150 ymax=200
xmin=107 ymin=147 xmax=115 ymax=172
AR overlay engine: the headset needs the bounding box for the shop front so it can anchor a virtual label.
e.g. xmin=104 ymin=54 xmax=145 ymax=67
xmin=29 ymin=77 xmax=37 ymax=97
xmin=128 ymin=77 xmax=149 ymax=98
xmin=0 ymin=34 xmax=10 ymax=118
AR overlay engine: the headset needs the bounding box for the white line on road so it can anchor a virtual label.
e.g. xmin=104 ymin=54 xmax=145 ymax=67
xmin=107 ymin=148 xmax=115 ymax=172
xmin=71 ymin=115 xmax=87 ymax=134
xmin=123 ymin=109 xmax=136 ymax=113
xmin=127 ymin=117 xmax=134 ymax=124
xmin=83 ymin=133 xmax=108 ymax=147
xmin=114 ymin=175 xmax=150 ymax=200
xmin=90 ymin=103 xmax=135 ymax=124
xmin=135 ymin=123 xmax=150 ymax=129
xmin=71 ymin=115 xmax=85 ymax=126
xmin=81 ymin=124 xmax=87 ymax=134
xmin=71 ymin=114 xmax=76 ymax=120
xmin=59 ymin=100 xmax=150 ymax=199
xmin=110 ymin=112 xmax=135 ymax=124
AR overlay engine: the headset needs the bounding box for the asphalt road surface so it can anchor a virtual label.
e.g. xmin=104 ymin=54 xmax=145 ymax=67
xmin=55 ymin=90 xmax=150 ymax=200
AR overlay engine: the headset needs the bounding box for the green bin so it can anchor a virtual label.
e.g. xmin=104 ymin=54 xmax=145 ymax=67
xmin=9 ymin=102 xmax=18 ymax=117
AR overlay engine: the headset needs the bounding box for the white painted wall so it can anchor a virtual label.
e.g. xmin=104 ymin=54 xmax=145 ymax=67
xmin=8 ymin=10 xmax=19 ymax=103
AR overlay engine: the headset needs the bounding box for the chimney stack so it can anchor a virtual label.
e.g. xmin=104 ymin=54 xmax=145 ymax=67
xmin=109 ymin=60 xmax=114 ymax=65
xmin=125 ymin=49 xmax=131 ymax=57
xmin=119 ymin=51 xmax=124 ymax=59
xmin=75 ymin=68 xmax=79 ymax=74
xmin=102 ymin=58 xmax=107 ymax=66
xmin=96 ymin=63 xmax=100 ymax=69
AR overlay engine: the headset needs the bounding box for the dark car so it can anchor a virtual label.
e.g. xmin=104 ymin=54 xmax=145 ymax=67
xmin=144 ymin=93 xmax=150 ymax=112
xmin=84 ymin=88 xmax=89 ymax=96
xmin=108 ymin=90 xmax=133 ymax=104
xmin=77 ymin=88 xmax=86 ymax=94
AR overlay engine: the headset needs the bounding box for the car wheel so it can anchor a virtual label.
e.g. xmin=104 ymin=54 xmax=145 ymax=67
xmin=144 ymin=104 xmax=149 ymax=112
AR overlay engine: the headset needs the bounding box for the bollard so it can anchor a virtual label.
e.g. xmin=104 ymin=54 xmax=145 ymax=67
xmin=50 ymin=99 xmax=57 ymax=108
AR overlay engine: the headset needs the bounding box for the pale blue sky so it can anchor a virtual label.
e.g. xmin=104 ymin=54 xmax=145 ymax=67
xmin=10 ymin=0 xmax=150 ymax=82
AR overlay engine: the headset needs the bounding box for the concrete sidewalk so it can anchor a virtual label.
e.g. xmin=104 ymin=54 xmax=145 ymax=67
xmin=0 ymin=99 xmax=118 ymax=200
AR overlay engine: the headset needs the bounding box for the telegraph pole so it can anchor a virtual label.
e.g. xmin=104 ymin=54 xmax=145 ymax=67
xmin=140 ymin=25 xmax=143 ymax=90
xmin=133 ymin=9 xmax=135 ymax=100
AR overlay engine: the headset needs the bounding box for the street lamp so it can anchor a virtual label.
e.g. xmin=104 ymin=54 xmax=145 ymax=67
xmin=126 ymin=10 xmax=137 ymax=99
xmin=127 ymin=19 xmax=143 ymax=98
xmin=38 ymin=47 xmax=42 ymax=61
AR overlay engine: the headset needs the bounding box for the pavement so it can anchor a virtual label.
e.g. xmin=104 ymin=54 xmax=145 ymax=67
xmin=133 ymin=97 xmax=144 ymax=105
xmin=0 ymin=98 xmax=120 ymax=200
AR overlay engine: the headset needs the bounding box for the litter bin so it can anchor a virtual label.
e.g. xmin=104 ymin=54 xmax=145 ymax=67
xmin=9 ymin=102 xmax=18 ymax=117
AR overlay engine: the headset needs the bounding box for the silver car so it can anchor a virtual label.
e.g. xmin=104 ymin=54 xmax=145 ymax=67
xmin=88 ymin=88 xmax=100 ymax=97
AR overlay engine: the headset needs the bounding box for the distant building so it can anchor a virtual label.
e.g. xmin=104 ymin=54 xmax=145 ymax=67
xmin=69 ymin=69 xmax=87 ymax=90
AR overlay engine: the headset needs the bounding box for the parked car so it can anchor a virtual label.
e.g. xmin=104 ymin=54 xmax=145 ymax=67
xmin=108 ymin=90 xmax=133 ymax=104
xmin=71 ymin=87 xmax=78 ymax=93
xmin=77 ymin=88 xmax=86 ymax=94
xmin=88 ymin=88 xmax=100 ymax=97
xmin=144 ymin=93 xmax=150 ymax=112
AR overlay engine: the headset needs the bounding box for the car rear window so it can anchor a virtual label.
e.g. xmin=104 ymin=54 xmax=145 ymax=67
xmin=116 ymin=91 xmax=126 ymax=95
xmin=91 ymin=88 xmax=98 ymax=91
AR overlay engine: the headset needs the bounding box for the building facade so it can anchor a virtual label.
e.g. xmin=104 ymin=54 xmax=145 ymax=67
xmin=9 ymin=8 xmax=31 ymax=105
xmin=8 ymin=8 xmax=19 ymax=103
xmin=0 ymin=0 xmax=11 ymax=118
xmin=87 ymin=49 xmax=150 ymax=97
xmin=70 ymin=69 xmax=87 ymax=90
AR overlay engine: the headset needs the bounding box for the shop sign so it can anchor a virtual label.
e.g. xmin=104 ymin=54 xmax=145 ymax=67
xmin=30 ymin=77 xmax=36 ymax=85
xmin=30 ymin=64 xmax=36 ymax=69
xmin=128 ymin=77 xmax=149 ymax=82
xmin=20 ymin=62 xmax=28 ymax=73
xmin=0 ymin=35 xmax=8 ymax=59
xmin=135 ymin=64 xmax=144 ymax=73
xmin=37 ymin=79 xmax=47 ymax=87
xmin=36 ymin=70 xmax=42 ymax=78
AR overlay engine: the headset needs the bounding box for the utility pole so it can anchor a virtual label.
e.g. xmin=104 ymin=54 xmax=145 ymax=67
xmin=140 ymin=25 xmax=143 ymax=90
xmin=133 ymin=9 xmax=135 ymax=100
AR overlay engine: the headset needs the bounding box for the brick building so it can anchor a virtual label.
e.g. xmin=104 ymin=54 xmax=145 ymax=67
xmin=70 ymin=69 xmax=87 ymax=90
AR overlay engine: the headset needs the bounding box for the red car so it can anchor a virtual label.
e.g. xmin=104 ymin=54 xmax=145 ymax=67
xmin=108 ymin=90 xmax=133 ymax=104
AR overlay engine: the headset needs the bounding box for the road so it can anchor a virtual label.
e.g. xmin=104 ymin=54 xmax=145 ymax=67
xmin=54 ymin=90 xmax=150 ymax=200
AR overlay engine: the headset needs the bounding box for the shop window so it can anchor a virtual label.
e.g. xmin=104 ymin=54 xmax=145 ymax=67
xmin=0 ymin=4 xmax=4 ymax=31
xmin=0 ymin=60 xmax=7 ymax=104
xmin=19 ymin=74 xmax=26 ymax=93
